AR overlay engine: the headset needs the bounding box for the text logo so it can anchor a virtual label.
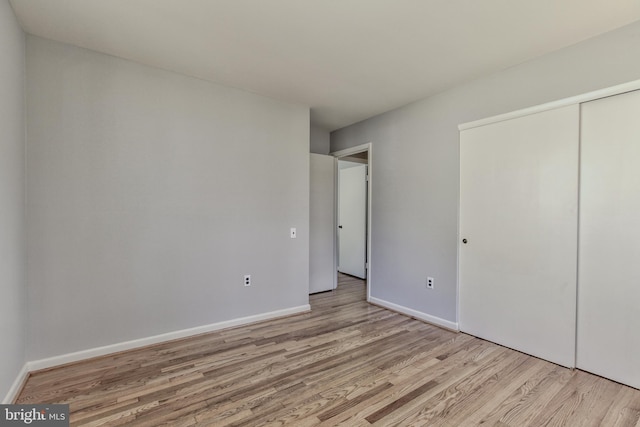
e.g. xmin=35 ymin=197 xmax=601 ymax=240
xmin=0 ymin=405 xmax=69 ymax=426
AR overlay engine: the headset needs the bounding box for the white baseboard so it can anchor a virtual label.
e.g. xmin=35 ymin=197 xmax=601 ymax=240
xmin=368 ymin=297 xmax=459 ymax=331
xmin=3 ymin=363 xmax=29 ymax=404
xmin=26 ymin=304 xmax=310 ymax=373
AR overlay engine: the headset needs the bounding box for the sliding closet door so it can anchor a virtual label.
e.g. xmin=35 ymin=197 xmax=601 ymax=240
xmin=578 ymin=90 xmax=640 ymax=389
xmin=459 ymin=105 xmax=579 ymax=367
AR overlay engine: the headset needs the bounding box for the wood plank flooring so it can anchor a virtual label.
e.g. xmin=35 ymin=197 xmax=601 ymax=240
xmin=16 ymin=273 xmax=640 ymax=426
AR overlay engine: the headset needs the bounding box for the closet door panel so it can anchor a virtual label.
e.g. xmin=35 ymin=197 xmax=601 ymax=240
xmin=459 ymin=105 xmax=579 ymax=367
xmin=578 ymin=90 xmax=640 ymax=389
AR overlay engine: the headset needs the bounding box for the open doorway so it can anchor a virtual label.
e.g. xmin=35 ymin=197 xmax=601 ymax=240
xmin=337 ymin=159 xmax=367 ymax=279
xmin=331 ymin=143 xmax=372 ymax=301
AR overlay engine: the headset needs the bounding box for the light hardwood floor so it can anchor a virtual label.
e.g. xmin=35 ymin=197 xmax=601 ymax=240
xmin=16 ymin=274 xmax=640 ymax=426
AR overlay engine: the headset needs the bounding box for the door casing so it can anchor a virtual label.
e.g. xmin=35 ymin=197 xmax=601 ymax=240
xmin=330 ymin=143 xmax=373 ymax=301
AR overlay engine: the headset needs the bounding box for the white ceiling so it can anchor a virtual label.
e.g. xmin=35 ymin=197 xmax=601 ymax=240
xmin=9 ymin=0 xmax=640 ymax=131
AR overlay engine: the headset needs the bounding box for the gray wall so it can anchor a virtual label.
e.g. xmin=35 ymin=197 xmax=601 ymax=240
xmin=26 ymin=36 xmax=310 ymax=360
xmin=310 ymin=124 xmax=330 ymax=154
xmin=0 ymin=0 xmax=25 ymax=401
xmin=331 ymin=21 xmax=640 ymax=324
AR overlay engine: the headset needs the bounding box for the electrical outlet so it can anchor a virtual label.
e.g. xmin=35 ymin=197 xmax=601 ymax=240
xmin=290 ymin=228 xmax=297 ymax=239
xmin=427 ymin=277 xmax=434 ymax=289
xmin=244 ymin=275 xmax=251 ymax=287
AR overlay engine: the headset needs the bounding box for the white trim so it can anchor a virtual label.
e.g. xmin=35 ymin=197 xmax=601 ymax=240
xmin=331 ymin=143 xmax=373 ymax=301
xmin=458 ymin=79 xmax=640 ymax=131
xmin=366 ymin=144 xmax=372 ymax=303
xmin=456 ymin=131 xmax=462 ymax=327
xmin=330 ymin=143 xmax=371 ymax=158
xmin=338 ymin=157 xmax=367 ymax=165
xmin=369 ymin=297 xmax=459 ymax=332
xmin=3 ymin=363 xmax=29 ymax=404
xmin=333 ymin=158 xmax=338 ymax=291
xmin=26 ymin=305 xmax=310 ymax=372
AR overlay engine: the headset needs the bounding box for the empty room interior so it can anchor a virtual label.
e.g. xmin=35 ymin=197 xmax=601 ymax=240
xmin=3 ymin=0 xmax=640 ymax=425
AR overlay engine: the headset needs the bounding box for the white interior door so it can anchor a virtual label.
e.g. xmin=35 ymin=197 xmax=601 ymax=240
xmin=578 ymin=90 xmax=640 ymax=389
xmin=338 ymin=162 xmax=367 ymax=279
xmin=459 ymin=105 xmax=579 ymax=367
xmin=309 ymin=154 xmax=336 ymax=293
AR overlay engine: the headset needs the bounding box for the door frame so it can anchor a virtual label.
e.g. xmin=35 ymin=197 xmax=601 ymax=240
xmin=330 ymin=143 xmax=373 ymax=302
